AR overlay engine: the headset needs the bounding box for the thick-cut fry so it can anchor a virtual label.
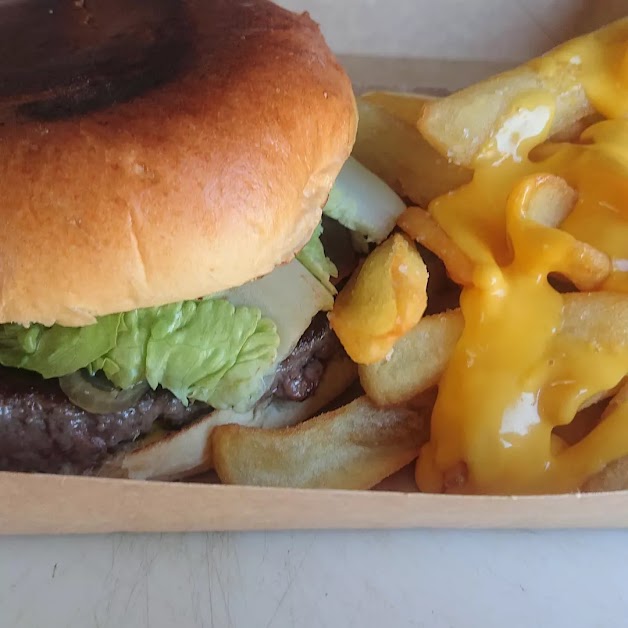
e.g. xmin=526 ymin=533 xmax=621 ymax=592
xmin=562 ymin=293 xmax=628 ymax=348
xmin=398 ymin=207 xmax=474 ymax=285
xmin=421 ymin=18 xmax=628 ymax=167
xmin=560 ymin=382 xmax=628 ymax=492
xmin=548 ymin=112 xmax=604 ymax=143
xmin=508 ymin=175 xmax=611 ymax=290
xmin=418 ymin=20 xmax=628 ymax=166
xmin=353 ymin=98 xmax=472 ymax=207
xmin=583 ymin=456 xmax=628 ymax=492
xmin=582 ymin=384 xmax=628 ymax=491
xmin=359 ymin=309 xmax=464 ymax=406
xmin=361 ymin=293 xmax=628 ymax=407
xmin=211 ymin=397 xmax=428 ymax=490
xmin=399 ymin=178 xmax=610 ymax=290
xmin=419 ymin=63 xmax=593 ymax=167
xmin=339 ymin=19 xmax=628 ymax=496
xmin=330 ymin=234 xmax=428 ymax=364
xmin=515 ymin=173 xmax=577 ymax=228
xmin=361 ymin=91 xmax=434 ymax=125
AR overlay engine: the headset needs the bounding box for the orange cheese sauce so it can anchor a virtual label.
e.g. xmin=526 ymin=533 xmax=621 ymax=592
xmin=417 ymin=22 xmax=628 ymax=494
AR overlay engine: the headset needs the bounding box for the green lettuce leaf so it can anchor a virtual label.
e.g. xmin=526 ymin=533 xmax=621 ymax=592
xmin=0 ymin=299 xmax=279 ymax=411
xmin=296 ymin=223 xmax=338 ymax=293
xmin=0 ymin=316 xmax=121 ymax=378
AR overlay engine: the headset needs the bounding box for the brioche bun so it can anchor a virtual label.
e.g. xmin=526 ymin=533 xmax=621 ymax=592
xmin=0 ymin=0 xmax=357 ymax=327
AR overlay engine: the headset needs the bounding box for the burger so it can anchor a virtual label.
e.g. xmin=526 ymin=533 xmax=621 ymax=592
xmin=0 ymin=0 xmax=404 ymax=479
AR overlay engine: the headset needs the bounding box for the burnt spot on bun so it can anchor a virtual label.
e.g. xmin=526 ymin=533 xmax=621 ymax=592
xmin=0 ymin=0 xmax=191 ymax=120
xmin=16 ymin=38 xmax=190 ymax=121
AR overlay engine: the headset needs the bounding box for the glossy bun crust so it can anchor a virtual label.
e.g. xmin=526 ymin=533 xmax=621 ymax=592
xmin=0 ymin=0 xmax=356 ymax=326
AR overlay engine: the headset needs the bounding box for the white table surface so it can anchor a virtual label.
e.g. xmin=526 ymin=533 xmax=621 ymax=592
xmin=1 ymin=529 xmax=627 ymax=627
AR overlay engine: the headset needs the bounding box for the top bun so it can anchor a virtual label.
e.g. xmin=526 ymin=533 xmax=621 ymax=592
xmin=0 ymin=0 xmax=356 ymax=326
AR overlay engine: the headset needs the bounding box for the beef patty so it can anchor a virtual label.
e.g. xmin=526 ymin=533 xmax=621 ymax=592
xmin=271 ymin=312 xmax=341 ymax=402
xmin=0 ymin=369 xmax=209 ymax=475
xmin=0 ymin=315 xmax=342 ymax=475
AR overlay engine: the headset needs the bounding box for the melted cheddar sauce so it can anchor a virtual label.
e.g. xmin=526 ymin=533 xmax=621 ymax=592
xmin=417 ymin=20 xmax=628 ymax=494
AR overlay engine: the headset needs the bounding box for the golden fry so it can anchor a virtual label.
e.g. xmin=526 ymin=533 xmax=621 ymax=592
xmin=361 ymin=293 xmax=628 ymax=407
xmin=562 ymin=293 xmax=628 ymax=348
xmin=330 ymin=234 xmax=428 ymax=365
xmin=353 ymin=98 xmax=472 ymax=207
xmin=361 ymin=90 xmax=434 ymax=125
xmin=508 ymin=174 xmax=611 ymax=290
xmin=582 ymin=455 xmax=628 ymax=492
xmin=398 ymin=206 xmax=474 ymax=285
xmin=419 ymin=62 xmax=593 ymax=167
xmin=359 ymin=309 xmax=464 ymax=406
xmin=211 ymin=396 xmax=429 ymax=490
xmin=581 ymin=384 xmax=628 ymax=491
xmin=549 ymin=112 xmax=604 ymax=143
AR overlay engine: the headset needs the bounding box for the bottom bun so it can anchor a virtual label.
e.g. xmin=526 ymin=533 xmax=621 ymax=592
xmin=97 ymin=356 xmax=358 ymax=481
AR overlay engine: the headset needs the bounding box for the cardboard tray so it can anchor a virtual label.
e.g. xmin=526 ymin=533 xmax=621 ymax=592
xmin=3 ymin=3 xmax=628 ymax=534
xmin=4 ymin=472 xmax=628 ymax=533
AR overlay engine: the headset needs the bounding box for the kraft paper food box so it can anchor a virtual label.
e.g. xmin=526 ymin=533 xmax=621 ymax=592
xmin=1 ymin=0 xmax=627 ymax=533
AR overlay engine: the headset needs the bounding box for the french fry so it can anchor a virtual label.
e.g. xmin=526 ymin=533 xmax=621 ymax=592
xmin=398 ymin=207 xmax=474 ymax=285
xmin=417 ymin=20 xmax=628 ymax=167
xmin=515 ymin=173 xmax=578 ymax=228
xmin=361 ymin=90 xmax=435 ymax=125
xmin=329 ymin=234 xmax=428 ymax=365
xmin=211 ymin=396 xmax=429 ymax=490
xmin=562 ymin=293 xmax=628 ymax=347
xmin=419 ymin=62 xmax=594 ymax=167
xmin=399 ymin=177 xmax=610 ymax=290
xmin=581 ymin=382 xmax=628 ymax=491
xmin=562 ymin=382 xmax=628 ymax=492
xmin=361 ymin=293 xmax=628 ymax=407
xmin=355 ymin=20 xmax=628 ymax=495
xmin=359 ymin=309 xmax=464 ymax=406
xmin=582 ymin=455 xmax=628 ymax=492
xmin=352 ymin=98 xmax=472 ymax=207
xmin=548 ymin=112 xmax=604 ymax=143
xmin=508 ymin=174 xmax=611 ymax=290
